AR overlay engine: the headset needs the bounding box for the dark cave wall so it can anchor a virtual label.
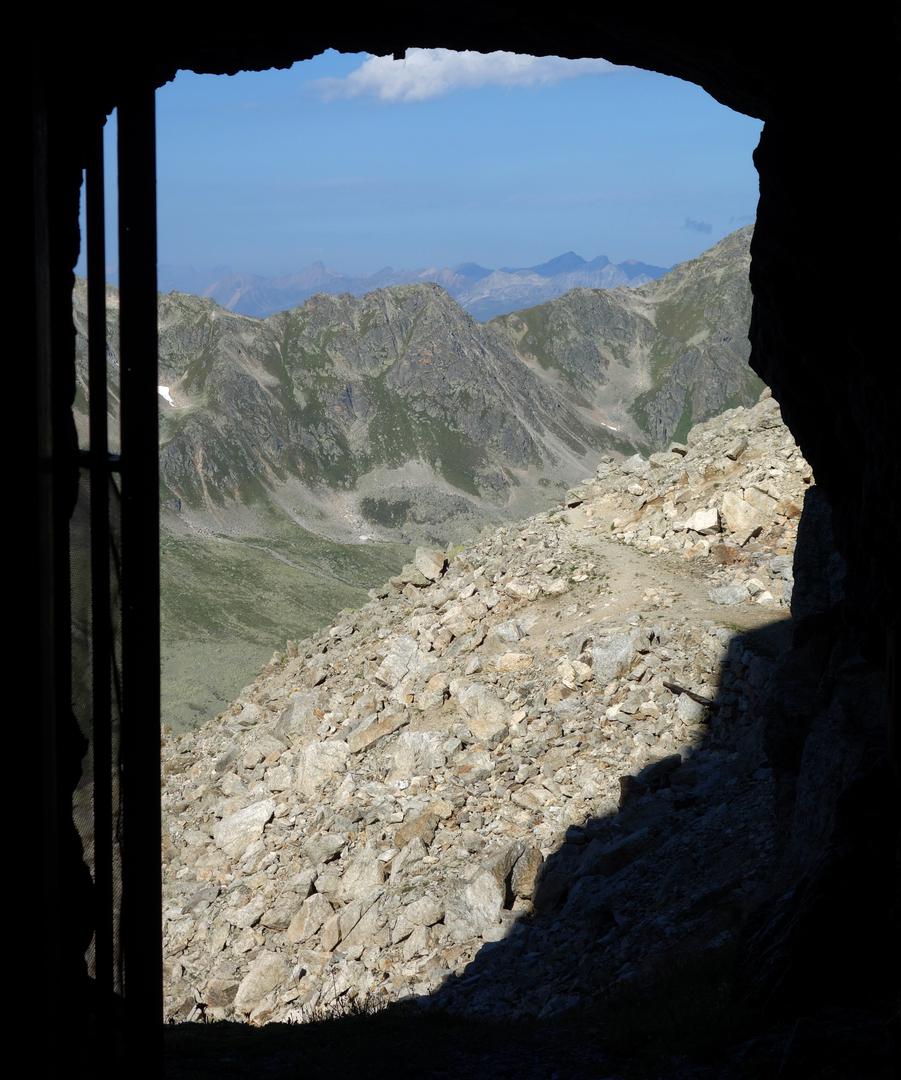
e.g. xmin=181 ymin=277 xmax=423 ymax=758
xmin=746 ymin=94 xmax=899 ymax=1007
xmin=750 ymin=105 xmax=899 ymax=643
xmin=29 ymin=6 xmax=898 ymax=1038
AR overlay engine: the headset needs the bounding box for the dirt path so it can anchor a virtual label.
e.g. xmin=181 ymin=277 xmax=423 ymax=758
xmin=517 ymin=531 xmax=788 ymax=665
xmin=585 ymin=538 xmax=786 ymax=632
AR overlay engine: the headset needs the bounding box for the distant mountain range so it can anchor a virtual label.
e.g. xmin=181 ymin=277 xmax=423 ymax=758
xmin=147 ymin=251 xmax=670 ymax=322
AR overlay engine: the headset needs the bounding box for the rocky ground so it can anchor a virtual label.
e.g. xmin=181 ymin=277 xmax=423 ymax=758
xmin=162 ymin=388 xmax=810 ymax=1033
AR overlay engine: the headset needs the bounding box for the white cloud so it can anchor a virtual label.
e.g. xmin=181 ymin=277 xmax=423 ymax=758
xmin=316 ymin=49 xmax=618 ymax=104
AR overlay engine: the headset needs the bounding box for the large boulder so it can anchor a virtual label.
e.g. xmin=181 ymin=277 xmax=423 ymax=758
xmin=233 ymin=952 xmax=288 ymax=1015
xmin=455 ymin=682 xmax=509 ymax=741
xmin=296 ymin=740 xmax=349 ymax=798
xmin=212 ymin=799 xmax=275 ymax=859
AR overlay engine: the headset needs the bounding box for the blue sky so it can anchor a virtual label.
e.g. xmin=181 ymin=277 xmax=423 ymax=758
xmin=84 ymin=49 xmax=762 ymax=277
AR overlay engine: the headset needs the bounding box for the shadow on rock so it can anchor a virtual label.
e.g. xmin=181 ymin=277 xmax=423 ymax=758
xmin=422 ymin=618 xmax=792 ymax=1054
xmin=408 ymin=488 xmax=898 ymax=1076
xmin=164 ymin=489 xmax=898 ymax=1078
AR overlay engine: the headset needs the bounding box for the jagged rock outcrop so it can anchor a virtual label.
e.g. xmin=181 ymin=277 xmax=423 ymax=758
xmin=162 ymin=390 xmax=812 ymax=1024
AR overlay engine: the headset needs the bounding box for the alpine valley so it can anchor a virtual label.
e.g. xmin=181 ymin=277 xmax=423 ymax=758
xmin=73 ymin=226 xmax=759 ymax=729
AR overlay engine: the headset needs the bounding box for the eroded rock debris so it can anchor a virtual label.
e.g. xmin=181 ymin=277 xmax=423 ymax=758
xmin=162 ymin=388 xmax=810 ymax=1024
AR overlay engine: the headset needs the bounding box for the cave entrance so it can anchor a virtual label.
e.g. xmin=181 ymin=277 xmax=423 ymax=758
xmin=70 ymin=46 xmax=763 ymax=1071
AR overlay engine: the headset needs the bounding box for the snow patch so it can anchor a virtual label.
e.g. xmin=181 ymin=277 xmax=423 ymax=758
xmin=158 ymin=386 xmax=176 ymax=407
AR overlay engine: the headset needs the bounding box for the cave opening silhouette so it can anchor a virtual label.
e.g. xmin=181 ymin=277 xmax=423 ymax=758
xmin=27 ymin=10 xmax=898 ymax=1077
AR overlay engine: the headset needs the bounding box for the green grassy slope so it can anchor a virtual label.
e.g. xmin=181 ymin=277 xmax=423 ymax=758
xmin=160 ymin=526 xmax=409 ymax=730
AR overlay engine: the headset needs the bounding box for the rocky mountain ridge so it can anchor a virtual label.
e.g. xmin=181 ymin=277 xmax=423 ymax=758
xmin=494 ymin=225 xmax=759 ymax=451
xmin=162 ymin=386 xmax=809 ymax=1028
xmin=152 ymin=281 xmax=616 ymax=541
xmin=75 ymin=226 xmax=756 ymax=547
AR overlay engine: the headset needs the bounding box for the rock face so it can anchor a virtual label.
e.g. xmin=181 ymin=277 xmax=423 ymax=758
xmin=162 ymin=390 xmax=814 ymax=1024
xmin=73 ymin=280 xmax=620 ymax=532
xmin=493 ymin=227 xmax=761 ymax=451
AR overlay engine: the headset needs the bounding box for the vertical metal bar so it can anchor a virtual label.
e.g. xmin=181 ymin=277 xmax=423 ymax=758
xmin=86 ymin=115 xmax=114 ymax=1037
xmin=117 ymin=84 xmax=162 ymax=1063
xmin=33 ymin=66 xmax=64 ymax=1039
